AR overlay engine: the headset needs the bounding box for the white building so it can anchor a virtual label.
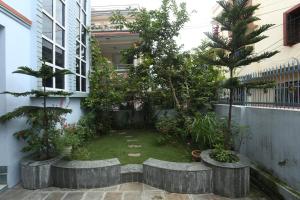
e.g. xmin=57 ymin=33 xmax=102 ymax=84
xmin=0 ymin=0 xmax=90 ymax=187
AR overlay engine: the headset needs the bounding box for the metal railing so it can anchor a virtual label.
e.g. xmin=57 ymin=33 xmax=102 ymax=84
xmin=218 ymin=58 xmax=300 ymax=109
xmin=115 ymin=64 xmax=132 ymax=73
xmin=91 ymin=24 xmax=129 ymax=32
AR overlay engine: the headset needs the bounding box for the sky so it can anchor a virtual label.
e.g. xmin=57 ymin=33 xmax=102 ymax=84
xmin=91 ymin=0 xmax=217 ymax=51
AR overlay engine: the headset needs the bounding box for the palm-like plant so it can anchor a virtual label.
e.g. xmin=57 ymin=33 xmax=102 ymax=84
xmin=0 ymin=63 xmax=73 ymax=159
xmin=201 ymin=0 xmax=279 ymax=149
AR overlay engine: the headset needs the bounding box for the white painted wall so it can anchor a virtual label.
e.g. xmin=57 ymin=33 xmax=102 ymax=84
xmin=215 ymin=104 xmax=300 ymax=192
xmin=0 ymin=0 xmax=91 ymax=187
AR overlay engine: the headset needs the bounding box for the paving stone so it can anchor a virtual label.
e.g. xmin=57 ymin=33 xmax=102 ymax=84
xmin=91 ymin=185 xmax=119 ymax=192
xmin=123 ymin=192 xmax=142 ymax=200
xmin=128 ymin=145 xmax=142 ymax=148
xmin=120 ymin=183 xmax=143 ymax=191
xmin=82 ymin=192 xmax=104 ymax=200
xmin=44 ymin=192 xmax=66 ymax=200
xmin=165 ymin=193 xmax=190 ymax=200
xmin=190 ymin=194 xmax=230 ymax=200
xmin=0 ymin=188 xmax=33 ymax=200
xmin=142 ymin=191 xmax=165 ymax=200
xmin=125 ymin=135 xmax=133 ymax=138
xmin=103 ymin=192 xmax=122 ymax=200
xmin=23 ymin=192 xmax=49 ymax=200
xmin=128 ymin=153 xmax=141 ymax=157
xmin=127 ymin=139 xmax=138 ymax=142
xmin=143 ymin=184 xmax=163 ymax=191
xmin=118 ymin=132 xmax=127 ymax=135
xmin=62 ymin=192 xmax=84 ymax=200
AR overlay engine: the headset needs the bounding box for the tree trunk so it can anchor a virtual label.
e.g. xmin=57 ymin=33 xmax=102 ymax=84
xmin=168 ymin=76 xmax=181 ymax=110
xmin=225 ymin=69 xmax=234 ymax=150
xmin=43 ymin=84 xmax=50 ymax=159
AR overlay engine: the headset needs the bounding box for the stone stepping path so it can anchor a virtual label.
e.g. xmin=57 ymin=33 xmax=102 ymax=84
xmin=127 ymin=139 xmax=138 ymax=142
xmin=128 ymin=145 xmax=142 ymax=148
xmin=125 ymin=135 xmax=133 ymax=138
xmin=118 ymin=132 xmax=127 ymax=135
xmin=128 ymin=153 xmax=141 ymax=157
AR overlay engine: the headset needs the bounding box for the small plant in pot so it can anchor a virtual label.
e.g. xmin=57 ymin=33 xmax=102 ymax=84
xmin=0 ymin=63 xmax=73 ymax=189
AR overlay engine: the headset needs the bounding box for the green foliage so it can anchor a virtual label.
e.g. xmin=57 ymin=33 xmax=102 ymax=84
xmin=0 ymin=63 xmax=73 ymax=160
xmin=62 ymin=125 xmax=81 ymax=148
xmin=200 ymin=0 xmax=278 ymax=149
xmin=70 ymin=147 xmax=91 ymax=160
xmin=111 ymin=0 xmax=190 ymax=111
xmin=82 ymin=37 xmax=126 ymax=134
xmin=188 ymin=113 xmax=224 ymax=149
xmin=154 ymin=114 xmax=190 ymax=145
xmin=211 ymin=144 xmax=239 ymax=163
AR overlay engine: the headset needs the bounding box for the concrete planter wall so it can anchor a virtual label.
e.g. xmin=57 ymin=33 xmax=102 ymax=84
xmin=52 ymin=158 xmax=121 ymax=189
xmin=143 ymin=158 xmax=213 ymax=194
xmin=200 ymin=150 xmax=250 ymax=198
xmin=21 ymin=156 xmax=62 ymax=189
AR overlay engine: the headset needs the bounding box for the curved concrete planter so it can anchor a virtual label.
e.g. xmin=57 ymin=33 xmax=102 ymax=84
xmin=200 ymin=150 xmax=250 ymax=198
xmin=143 ymin=158 xmax=213 ymax=194
xmin=52 ymin=158 xmax=121 ymax=189
xmin=21 ymin=155 xmax=62 ymax=189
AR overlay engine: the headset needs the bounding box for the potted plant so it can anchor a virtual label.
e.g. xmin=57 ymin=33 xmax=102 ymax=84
xmin=0 ymin=63 xmax=73 ymax=189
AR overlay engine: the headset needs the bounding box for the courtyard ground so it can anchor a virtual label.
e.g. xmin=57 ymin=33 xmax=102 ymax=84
xmin=73 ymin=129 xmax=191 ymax=164
xmin=0 ymin=182 xmax=269 ymax=200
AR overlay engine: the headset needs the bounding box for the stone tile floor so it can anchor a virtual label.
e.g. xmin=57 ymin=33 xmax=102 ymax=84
xmin=0 ymin=183 xmax=269 ymax=200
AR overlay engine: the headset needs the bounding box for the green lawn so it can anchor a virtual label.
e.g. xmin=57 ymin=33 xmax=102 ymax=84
xmin=76 ymin=129 xmax=191 ymax=164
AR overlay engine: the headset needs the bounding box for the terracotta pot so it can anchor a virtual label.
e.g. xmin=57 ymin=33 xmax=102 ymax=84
xmin=191 ymin=150 xmax=201 ymax=162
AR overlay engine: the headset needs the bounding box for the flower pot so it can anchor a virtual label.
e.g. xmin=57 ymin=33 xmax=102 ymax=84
xmin=21 ymin=155 xmax=62 ymax=189
xmin=200 ymin=150 xmax=250 ymax=198
xmin=191 ymin=150 xmax=201 ymax=162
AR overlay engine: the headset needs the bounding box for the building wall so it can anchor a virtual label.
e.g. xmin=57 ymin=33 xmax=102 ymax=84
xmin=239 ymin=0 xmax=300 ymax=75
xmin=0 ymin=0 xmax=91 ymax=187
xmin=215 ymin=104 xmax=300 ymax=192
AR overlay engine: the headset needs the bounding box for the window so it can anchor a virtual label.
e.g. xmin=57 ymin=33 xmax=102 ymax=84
xmin=43 ymin=14 xmax=53 ymax=39
xmin=75 ymin=0 xmax=87 ymax=92
xmin=284 ymin=4 xmax=300 ymax=46
xmin=42 ymin=0 xmax=66 ymax=89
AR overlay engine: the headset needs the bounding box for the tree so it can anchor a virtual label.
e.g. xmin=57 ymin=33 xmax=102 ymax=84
xmin=0 ymin=63 xmax=72 ymax=160
xmin=200 ymin=0 xmax=278 ymax=149
xmin=82 ymin=37 xmax=126 ymax=134
xmin=111 ymin=0 xmax=189 ymax=111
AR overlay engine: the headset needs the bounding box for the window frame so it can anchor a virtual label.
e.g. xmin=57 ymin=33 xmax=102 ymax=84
xmin=283 ymin=3 xmax=300 ymax=46
xmin=42 ymin=0 xmax=66 ymax=90
xmin=75 ymin=0 xmax=88 ymax=92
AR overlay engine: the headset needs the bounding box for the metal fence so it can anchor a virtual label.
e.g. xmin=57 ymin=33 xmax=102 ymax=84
xmin=218 ymin=58 xmax=300 ymax=109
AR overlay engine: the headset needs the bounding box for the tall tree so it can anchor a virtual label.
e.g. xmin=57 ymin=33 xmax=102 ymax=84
xmin=200 ymin=0 xmax=278 ymax=148
xmin=82 ymin=37 xmax=126 ymax=134
xmin=111 ymin=0 xmax=189 ymax=111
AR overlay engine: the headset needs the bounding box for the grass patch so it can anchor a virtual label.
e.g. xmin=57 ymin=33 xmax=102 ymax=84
xmin=72 ymin=129 xmax=192 ymax=164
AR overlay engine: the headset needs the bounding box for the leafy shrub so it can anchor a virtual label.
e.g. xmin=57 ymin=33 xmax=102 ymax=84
xmin=155 ymin=116 xmax=184 ymax=144
xmin=70 ymin=147 xmax=90 ymax=160
xmin=210 ymin=144 xmax=239 ymax=163
xmin=188 ymin=113 xmax=223 ymax=149
xmin=62 ymin=125 xmax=81 ymax=148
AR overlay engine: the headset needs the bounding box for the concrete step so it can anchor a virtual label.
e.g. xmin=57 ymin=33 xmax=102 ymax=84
xmin=0 ymin=184 xmax=7 ymax=193
xmin=121 ymin=164 xmax=143 ymax=183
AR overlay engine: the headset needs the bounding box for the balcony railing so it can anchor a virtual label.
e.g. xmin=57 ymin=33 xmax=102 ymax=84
xmin=115 ymin=64 xmax=132 ymax=73
xmin=91 ymin=24 xmax=129 ymax=32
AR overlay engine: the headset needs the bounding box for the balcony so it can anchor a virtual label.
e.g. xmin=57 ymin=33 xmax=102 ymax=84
xmin=91 ymin=24 xmax=129 ymax=32
xmin=115 ymin=64 xmax=132 ymax=73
